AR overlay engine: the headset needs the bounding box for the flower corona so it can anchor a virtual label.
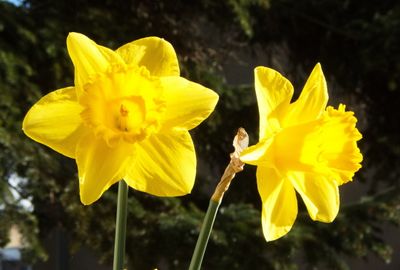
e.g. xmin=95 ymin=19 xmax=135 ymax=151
xmin=79 ymin=66 xmax=166 ymax=145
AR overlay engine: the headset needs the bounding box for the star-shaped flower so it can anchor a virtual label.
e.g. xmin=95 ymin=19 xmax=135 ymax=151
xmin=23 ymin=33 xmax=218 ymax=205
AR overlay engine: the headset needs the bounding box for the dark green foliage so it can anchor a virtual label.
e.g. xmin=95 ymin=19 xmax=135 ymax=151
xmin=1 ymin=0 xmax=399 ymax=269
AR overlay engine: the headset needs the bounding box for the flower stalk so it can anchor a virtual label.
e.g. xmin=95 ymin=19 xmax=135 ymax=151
xmin=113 ymin=180 xmax=129 ymax=270
xmin=188 ymin=199 xmax=219 ymax=270
xmin=189 ymin=128 xmax=248 ymax=270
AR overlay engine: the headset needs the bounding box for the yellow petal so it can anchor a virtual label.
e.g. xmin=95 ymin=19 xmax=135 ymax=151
xmin=124 ymin=131 xmax=196 ymax=196
xmin=22 ymin=87 xmax=84 ymax=158
xmin=76 ymin=133 xmax=134 ymax=205
xmin=283 ymin=63 xmax=328 ymax=126
xmin=257 ymin=167 xmax=298 ymax=241
xmin=273 ymin=119 xmax=322 ymax=171
xmin=254 ymin=67 xmax=294 ymax=139
xmin=116 ymin=37 xmax=180 ymax=76
xmin=67 ymin=32 xmax=124 ymax=88
xmin=160 ymin=76 xmax=219 ymax=131
xmin=240 ymin=138 xmax=274 ymax=166
xmin=288 ymin=171 xmax=339 ymax=222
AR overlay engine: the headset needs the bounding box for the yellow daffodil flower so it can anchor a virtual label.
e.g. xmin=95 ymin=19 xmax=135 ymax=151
xmin=241 ymin=63 xmax=362 ymax=241
xmin=23 ymin=32 xmax=218 ymax=205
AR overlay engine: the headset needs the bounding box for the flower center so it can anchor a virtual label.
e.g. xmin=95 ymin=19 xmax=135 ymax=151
xmin=79 ymin=66 xmax=165 ymax=145
xmin=108 ymin=97 xmax=145 ymax=133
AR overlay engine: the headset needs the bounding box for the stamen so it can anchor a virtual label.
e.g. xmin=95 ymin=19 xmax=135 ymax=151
xmin=120 ymin=104 xmax=129 ymax=117
xmin=119 ymin=104 xmax=129 ymax=131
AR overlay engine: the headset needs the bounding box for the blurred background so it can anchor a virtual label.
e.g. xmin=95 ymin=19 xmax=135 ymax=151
xmin=1 ymin=0 xmax=399 ymax=269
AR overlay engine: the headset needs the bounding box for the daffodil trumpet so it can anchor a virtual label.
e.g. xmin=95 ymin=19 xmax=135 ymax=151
xmin=189 ymin=128 xmax=248 ymax=270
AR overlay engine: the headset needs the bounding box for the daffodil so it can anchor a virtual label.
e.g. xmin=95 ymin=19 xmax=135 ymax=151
xmin=241 ymin=63 xmax=362 ymax=241
xmin=23 ymin=32 xmax=218 ymax=205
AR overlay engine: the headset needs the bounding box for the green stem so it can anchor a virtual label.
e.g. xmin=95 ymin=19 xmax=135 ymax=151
xmin=189 ymin=199 xmax=220 ymax=270
xmin=113 ymin=180 xmax=129 ymax=270
xmin=189 ymin=127 xmax=247 ymax=270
